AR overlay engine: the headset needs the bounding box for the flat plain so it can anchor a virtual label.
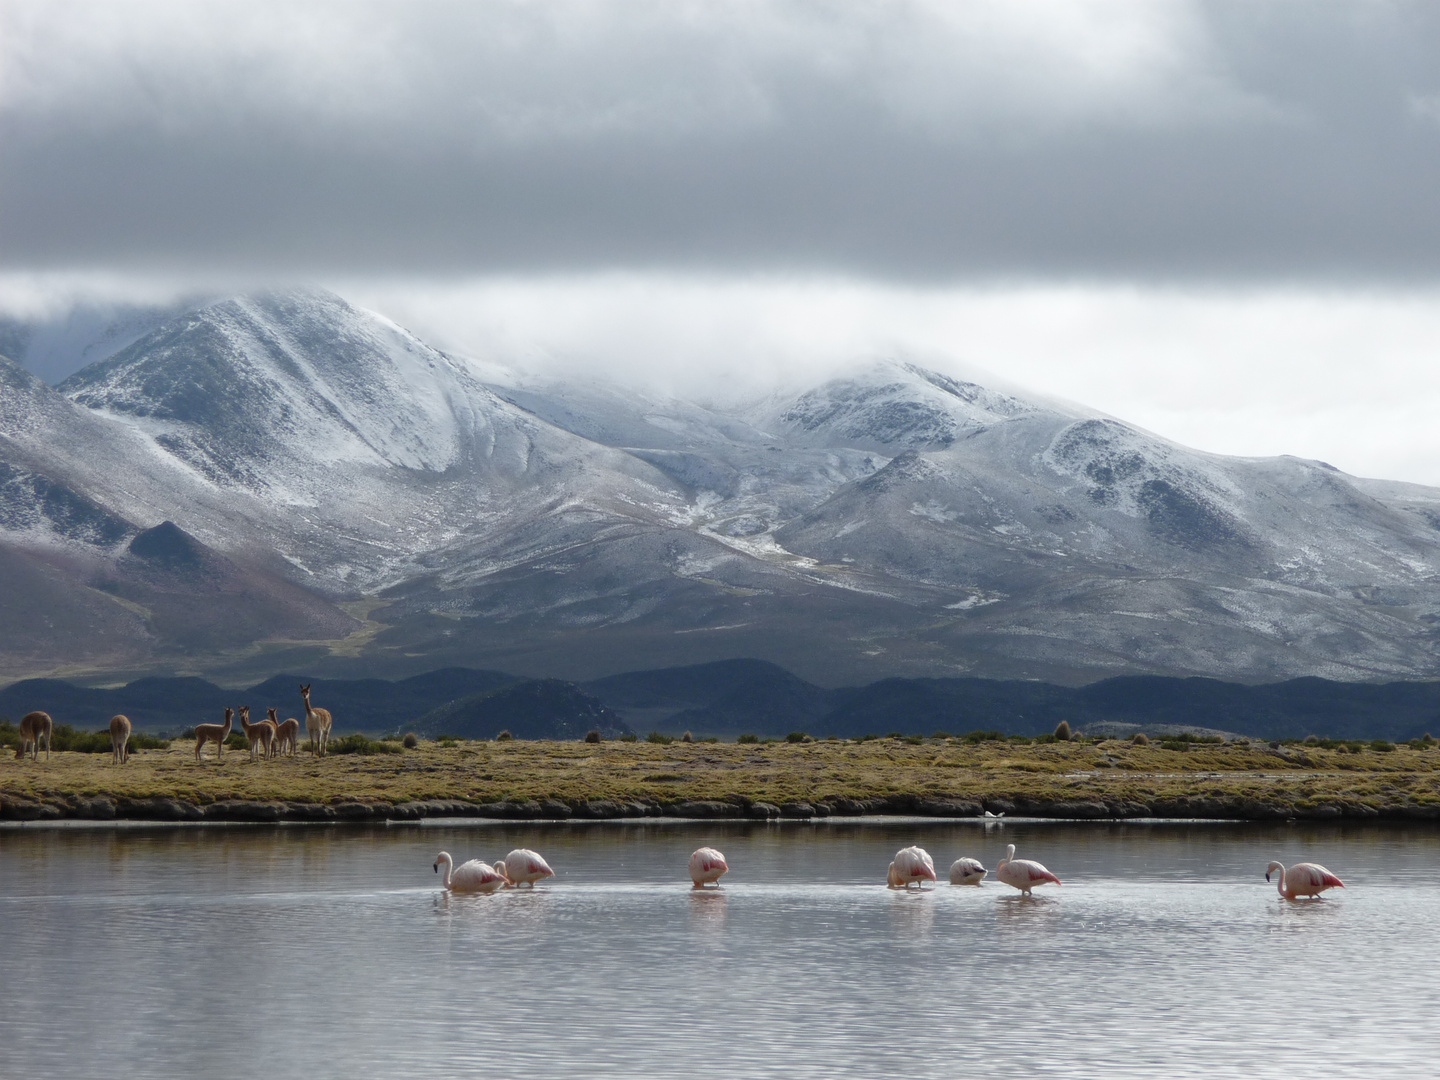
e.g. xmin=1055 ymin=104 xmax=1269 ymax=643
xmin=5 ymin=736 xmax=1440 ymax=820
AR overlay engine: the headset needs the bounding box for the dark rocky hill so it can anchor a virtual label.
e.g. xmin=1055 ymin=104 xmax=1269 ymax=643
xmin=5 ymin=662 xmax=1438 ymax=742
xmin=410 ymin=679 xmax=631 ymax=740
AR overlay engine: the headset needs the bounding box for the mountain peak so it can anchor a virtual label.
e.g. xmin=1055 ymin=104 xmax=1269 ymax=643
xmin=764 ymin=358 xmax=1042 ymax=453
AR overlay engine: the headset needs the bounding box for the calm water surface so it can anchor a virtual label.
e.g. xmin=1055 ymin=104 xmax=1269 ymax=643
xmin=2 ymin=820 xmax=1437 ymax=1079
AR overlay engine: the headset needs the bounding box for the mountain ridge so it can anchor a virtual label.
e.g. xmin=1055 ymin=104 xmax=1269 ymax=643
xmin=3 ymin=287 xmax=1439 ymax=686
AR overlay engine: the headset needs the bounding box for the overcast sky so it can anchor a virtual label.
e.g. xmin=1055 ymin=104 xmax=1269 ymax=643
xmin=4 ymin=1 xmax=1440 ymax=482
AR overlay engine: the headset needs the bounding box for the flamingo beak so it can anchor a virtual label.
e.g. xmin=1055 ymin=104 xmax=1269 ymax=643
xmin=1265 ymin=872 xmax=1272 ymax=881
xmin=434 ymin=864 xmax=439 ymax=873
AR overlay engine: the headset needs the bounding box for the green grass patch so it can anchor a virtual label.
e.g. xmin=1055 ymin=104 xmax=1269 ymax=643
xmin=327 ymin=734 xmax=403 ymax=756
xmin=4 ymin=724 xmax=174 ymax=753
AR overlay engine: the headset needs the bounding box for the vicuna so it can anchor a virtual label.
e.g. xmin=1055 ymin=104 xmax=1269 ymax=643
xmin=110 ymin=714 xmax=132 ymax=765
xmin=269 ymin=707 xmax=300 ymax=759
xmin=15 ymin=711 xmax=52 ymax=761
xmin=236 ymin=705 xmax=273 ymax=762
xmin=300 ymin=684 xmax=332 ymax=757
xmin=194 ymin=707 xmax=234 ymax=762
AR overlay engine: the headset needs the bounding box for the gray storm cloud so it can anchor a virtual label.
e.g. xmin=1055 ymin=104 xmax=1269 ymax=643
xmin=3 ymin=0 xmax=1439 ymax=280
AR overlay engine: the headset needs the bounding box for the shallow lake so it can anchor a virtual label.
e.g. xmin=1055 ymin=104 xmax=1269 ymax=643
xmin=2 ymin=819 xmax=1437 ymax=1079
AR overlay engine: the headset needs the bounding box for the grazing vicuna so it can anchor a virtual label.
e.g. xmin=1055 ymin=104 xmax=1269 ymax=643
xmin=236 ymin=705 xmax=273 ymax=762
xmin=268 ymin=708 xmax=300 ymax=759
xmin=194 ymin=708 xmax=233 ymax=763
xmin=15 ymin=711 xmax=52 ymax=761
xmin=300 ymin=684 xmax=332 ymax=757
xmin=110 ymin=714 xmax=132 ymax=765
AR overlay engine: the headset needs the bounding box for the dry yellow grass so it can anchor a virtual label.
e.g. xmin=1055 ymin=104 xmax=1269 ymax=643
xmin=4 ymin=736 xmax=1440 ymax=818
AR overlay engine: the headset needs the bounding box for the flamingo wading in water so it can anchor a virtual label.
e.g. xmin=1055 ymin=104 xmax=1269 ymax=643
xmin=996 ymin=844 xmax=1061 ymax=895
xmin=689 ymin=847 xmax=729 ymax=887
xmin=498 ymin=849 xmax=555 ymax=887
xmin=434 ymin=852 xmax=507 ymax=894
xmin=1267 ymin=861 xmax=1345 ymax=900
xmin=887 ymin=846 xmax=937 ymax=889
xmin=949 ymin=857 xmax=987 ymax=885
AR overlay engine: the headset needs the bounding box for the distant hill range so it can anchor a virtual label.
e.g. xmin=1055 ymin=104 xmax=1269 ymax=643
xmin=4 ymin=286 xmax=1440 ymax=688
xmin=4 ymin=660 xmax=1438 ymax=743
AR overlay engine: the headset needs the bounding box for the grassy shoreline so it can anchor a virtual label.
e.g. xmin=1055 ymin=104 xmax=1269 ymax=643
xmin=5 ymin=736 xmax=1440 ymax=822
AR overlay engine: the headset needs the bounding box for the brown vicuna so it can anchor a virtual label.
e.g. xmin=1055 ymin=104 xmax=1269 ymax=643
xmin=258 ymin=709 xmax=279 ymax=760
xmin=15 ymin=711 xmax=52 ymax=761
xmin=194 ymin=708 xmax=234 ymax=762
xmin=268 ymin=708 xmax=300 ymax=759
xmin=110 ymin=714 xmax=132 ymax=765
xmin=300 ymin=684 xmax=332 ymax=757
xmin=236 ymin=705 xmax=273 ymax=762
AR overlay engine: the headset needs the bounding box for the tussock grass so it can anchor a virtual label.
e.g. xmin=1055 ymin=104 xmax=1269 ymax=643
xmin=327 ymin=734 xmax=402 ymax=756
xmin=4 ymin=731 xmax=1439 ymax=814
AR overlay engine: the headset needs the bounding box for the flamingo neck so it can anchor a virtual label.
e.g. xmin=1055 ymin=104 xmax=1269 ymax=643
xmin=1274 ymin=865 xmax=1287 ymax=897
xmin=438 ymin=857 xmax=453 ymax=889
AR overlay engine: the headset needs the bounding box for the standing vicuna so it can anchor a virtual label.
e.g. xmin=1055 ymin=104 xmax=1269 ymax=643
xmin=110 ymin=714 xmax=133 ymax=765
xmin=268 ymin=708 xmax=300 ymax=759
xmin=194 ymin=708 xmax=233 ymax=763
xmin=236 ymin=705 xmax=273 ymax=762
xmin=300 ymin=684 xmax=332 ymax=757
xmin=257 ymin=709 xmax=279 ymax=760
xmin=15 ymin=711 xmax=52 ymax=761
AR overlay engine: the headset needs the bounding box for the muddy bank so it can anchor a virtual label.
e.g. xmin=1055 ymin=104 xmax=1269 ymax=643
xmin=5 ymin=791 xmax=1439 ymax=824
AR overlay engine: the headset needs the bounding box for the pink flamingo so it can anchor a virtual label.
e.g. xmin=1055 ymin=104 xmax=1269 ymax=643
xmin=887 ymin=846 xmax=937 ymax=889
xmin=433 ymin=852 xmax=507 ymax=894
xmin=689 ymin=847 xmax=729 ymax=887
xmin=949 ymin=857 xmax=987 ymax=885
xmin=497 ymin=849 xmax=555 ymax=888
xmin=1267 ymin=861 xmax=1345 ymax=900
xmin=996 ymin=844 xmax=1061 ymax=895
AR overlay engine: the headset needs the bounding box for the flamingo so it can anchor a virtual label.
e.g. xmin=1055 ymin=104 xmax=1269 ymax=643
xmin=433 ymin=852 xmax=507 ymax=894
xmin=689 ymin=847 xmax=729 ymax=887
xmin=497 ymin=849 xmax=555 ymax=888
xmin=1267 ymin=861 xmax=1345 ymax=900
xmin=996 ymin=844 xmax=1061 ymax=895
xmin=887 ymin=846 xmax=937 ymax=889
xmin=949 ymin=857 xmax=987 ymax=885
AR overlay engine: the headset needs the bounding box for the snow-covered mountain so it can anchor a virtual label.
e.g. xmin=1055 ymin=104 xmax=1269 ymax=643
xmin=4 ymin=288 xmax=1439 ymax=686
